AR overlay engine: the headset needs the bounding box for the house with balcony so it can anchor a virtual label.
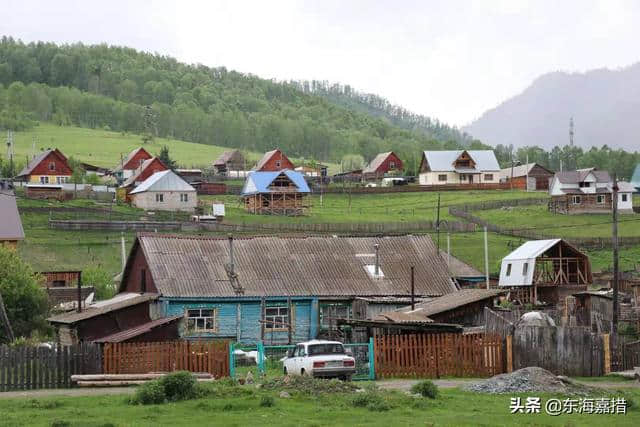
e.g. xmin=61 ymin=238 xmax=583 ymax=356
xmin=418 ymin=150 xmax=500 ymax=186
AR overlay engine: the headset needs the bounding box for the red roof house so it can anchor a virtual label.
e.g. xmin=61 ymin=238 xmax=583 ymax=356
xmin=254 ymin=149 xmax=294 ymax=171
xmin=15 ymin=149 xmax=73 ymax=184
xmin=113 ymin=147 xmax=153 ymax=181
xmin=363 ymin=152 xmax=403 ymax=178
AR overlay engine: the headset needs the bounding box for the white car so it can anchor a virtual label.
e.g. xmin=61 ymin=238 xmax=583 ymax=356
xmin=283 ymin=340 xmax=356 ymax=380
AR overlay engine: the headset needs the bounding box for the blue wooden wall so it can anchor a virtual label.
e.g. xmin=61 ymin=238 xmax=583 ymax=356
xmin=161 ymin=297 xmax=319 ymax=345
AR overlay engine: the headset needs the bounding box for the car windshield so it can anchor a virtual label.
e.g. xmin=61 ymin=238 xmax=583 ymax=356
xmin=307 ymin=343 xmax=345 ymax=356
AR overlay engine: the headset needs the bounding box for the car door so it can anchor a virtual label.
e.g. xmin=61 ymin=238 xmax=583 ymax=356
xmin=285 ymin=345 xmax=298 ymax=374
xmin=298 ymin=345 xmax=307 ymax=375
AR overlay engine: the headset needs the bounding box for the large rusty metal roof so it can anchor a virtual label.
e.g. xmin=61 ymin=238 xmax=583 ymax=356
xmin=132 ymin=234 xmax=457 ymax=298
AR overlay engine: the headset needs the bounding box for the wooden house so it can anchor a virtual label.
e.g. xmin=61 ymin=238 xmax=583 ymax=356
xmin=47 ymin=293 xmax=182 ymax=345
xmin=499 ymin=163 xmax=554 ymax=190
xmin=112 ymin=147 xmax=153 ymax=183
xmin=118 ymin=233 xmax=458 ymax=345
xmin=213 ymin=150 xmax=245 ymax=175
xmin=0 ymin=183 xmax=25 ymax=249
xmin=569 ymin=291 xmax=613 ymax=333
xmin=418 ymin=150 xmax=500 ymax=186
xmin=40 ymin=270 xmax=81 ymax=288
xmin=24 ymin=184 xmax=66 ymax=201
xmin=176 ymin=169 xmax=203 ymax=184
xmin=15 ymin=148 xmax=72 ymax=184
xmin=129 ymin=170 xmax=197 ymax=212
xmin=375 ymin=289 xmax=505 ymax=327
xmin=117 ymin=157 xmax=168 ymax=202
xmin=254 ymin=149 xmax=294 ymax=172
xmin=362 ymin=152 xmax=403 ymax=180
xmin=242 ymin=170 xmax=311 ymax=215
xmin=548 ymin=168 xmax=635 ymax=214
xmin=498 ymin=239 xmax=592 ymax=305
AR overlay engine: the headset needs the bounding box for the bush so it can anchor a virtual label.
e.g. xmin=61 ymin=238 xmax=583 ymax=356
xmin=259 ymin=395 xmax=275 ymax=407
xmin=133 ymin=381 xmax=166 ymax=405
xmin=411 ymin=380 xmax=438 ymax=399
xmin=351 ymin=392 xmax=389 ymax=411
xmin=160 ymin=371 xmax=198 ymax=402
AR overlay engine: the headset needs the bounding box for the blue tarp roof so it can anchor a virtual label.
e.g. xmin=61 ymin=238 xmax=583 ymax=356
xmin=242 ymin=170 xmax=311 ymax=195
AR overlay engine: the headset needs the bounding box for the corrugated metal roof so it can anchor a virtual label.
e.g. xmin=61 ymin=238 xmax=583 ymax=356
xmin=241 ymin=170 xmax=310 ymax=195
xmin=130 ymin=170 xmax=195 ymax=194
xmin=423 ymin=150 xmax=500 ymax=172
xmin=93 ymin=315 xmax=182 ymax=343
xmin=555 ymin=169 xmax=611 ymax=184
xmin=127 ymin=234 xmax=457 ymax=298
xmin=499 ymin=163 xmax=553 ymax=179
xmin=121 ymin=157 xmax=166 ymax=188
xmin=113 ymin=147 xmax=151 ymax=173
xmin=16 ymin=149 xmax=68 ymax=178
xmin=0 ymin=191 xmax=25 ymax=241
xmin=375 ymin=289 xmax=504 ymax=322
xmin=363 ymin=152 xmax=394 ymax=174
xmin=439 ymin=250 xmax=483 ymax=278
xmin=48 ymin=293 xmax=158 ymax=324
xmin=502 ymin=239 xmax=561 ymax=262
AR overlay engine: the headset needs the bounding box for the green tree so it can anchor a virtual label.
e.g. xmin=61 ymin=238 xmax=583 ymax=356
xmin=157 ymin=145 xmax=177 ymax=170
xmin=82 ymin=267 xmax=115 ymax=300
xmin=0 ymin=247 xmax=48 ymax=342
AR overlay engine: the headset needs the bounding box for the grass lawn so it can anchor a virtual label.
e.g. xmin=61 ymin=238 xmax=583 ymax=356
xmin=203 ymin=190 xmax=546 ymax=224
xmin=474 ymin=204 xmax=640 ymax=239
xmin=0 ymin=386 xmax=638 ymax=426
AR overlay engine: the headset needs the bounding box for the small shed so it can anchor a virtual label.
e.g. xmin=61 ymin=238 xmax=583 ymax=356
xmin=40 ymin=270 xmax=82 ymax=287
xmin=363 ymin=152 xmax=403 ymax=179
xmin=242 ymin=170 xmax=311 ymax=215
xmin=213 ymin=150 xmax=245 ymax=175
xmin=254 ymin=149 xmax=294 ymax=172
xmin=129 ymin=170 xmax=197 ymax=212
xmin=499 ymin=239 xmax=592 ymax=305
xmin=25 ymin=184 xmax=66 ymax=201
xmin=500 ymin=163 xmax=554 ymax=190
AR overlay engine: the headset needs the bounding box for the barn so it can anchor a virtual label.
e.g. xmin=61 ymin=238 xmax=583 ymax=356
xmin=362 ymin=152 xmax=403 ymax=180
xmin=499 ymin=163 xmax=554 ymax=190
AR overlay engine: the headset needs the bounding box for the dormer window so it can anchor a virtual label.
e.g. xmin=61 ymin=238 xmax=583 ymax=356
xmin=579 ymin=182 xmax=591 ymax=188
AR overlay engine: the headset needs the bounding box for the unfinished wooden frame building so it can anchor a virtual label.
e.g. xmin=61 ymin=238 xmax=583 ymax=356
xmin=242 ymin=170 xmax=311 ymax=216
xmin=499 ymin=239 xmax=592 ymax=305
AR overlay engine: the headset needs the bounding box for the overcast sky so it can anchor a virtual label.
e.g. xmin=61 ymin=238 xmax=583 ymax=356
xmin=3 ymin=0 xmax=640 ymax=127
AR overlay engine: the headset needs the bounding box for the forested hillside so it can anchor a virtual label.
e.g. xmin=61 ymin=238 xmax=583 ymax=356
xmin=0 ymin=37 xmax=479 ymax=171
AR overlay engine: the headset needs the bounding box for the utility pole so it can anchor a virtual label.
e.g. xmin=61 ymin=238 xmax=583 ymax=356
xmin=612 ymin=173 xmax=619 ymax=357
xmin=446 ymin=232 xmax=451 ymax=267
xmin=569 ymin=117 xmax=574 ymax=146
xmin=525 ymin=153 xmax=529 ymax=192
xmin=484 ymin=226 xmax=489 ymax=290
xmin=510 ymin=153 xmax=515 ymax=191
xmin=436 ymin=193 xmax=441 ymax=252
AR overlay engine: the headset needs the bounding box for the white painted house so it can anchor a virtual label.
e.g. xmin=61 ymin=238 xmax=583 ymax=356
xmin=548 ymin=168 xmax=634 ymax=214
xmin=418 ymin=150 xmax=500 ymax=186
xmin=129 ymin=170 xmax=197 ymax=212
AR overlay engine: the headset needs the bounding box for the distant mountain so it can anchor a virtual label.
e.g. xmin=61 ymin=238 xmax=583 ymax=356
xmin=464 ymin=63 xmax=640 ymax=151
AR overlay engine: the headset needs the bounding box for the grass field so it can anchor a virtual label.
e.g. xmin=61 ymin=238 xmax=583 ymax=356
xmin=0 ymin=385 xmax=637 ymax=426
xmin=474 ymin=202 xmax=640 ymax=238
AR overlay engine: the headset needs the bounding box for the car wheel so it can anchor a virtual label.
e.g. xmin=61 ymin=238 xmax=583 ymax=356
xmin=300 ymin=368 xmax=306 ymax=376
xmin=283 ymin=367 xmax=288 ymax=375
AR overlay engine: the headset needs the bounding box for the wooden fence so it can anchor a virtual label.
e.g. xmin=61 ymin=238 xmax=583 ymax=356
xmin=621 ymin=340 xmax=640 ymax=371
xmin=103 ymin=341 xmax=230 ymax=378
xmin=0 ymin=343 xmax=102 ymax=391
xmin=373 ymin=333 xmax=503 ymax=379
xmin=513 ymin=326 xmax=607 ymax=376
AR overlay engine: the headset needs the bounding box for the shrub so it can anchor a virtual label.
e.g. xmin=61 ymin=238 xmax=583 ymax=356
xmin=259 ymin=395 xmax=275 ymax=407
xmin=133 ymin=380 xmax=166 ymax=405
xmin=411 ymin=380 xmax=438 ymax=399
xmin=160 ymin=371 xmax=198 ymax=401
xmin=351 ymin=392 xmax=389 ymax=411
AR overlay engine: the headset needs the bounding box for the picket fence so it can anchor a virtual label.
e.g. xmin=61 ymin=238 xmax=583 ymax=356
xmin=373 ymin=333 xmax=503 ymax=379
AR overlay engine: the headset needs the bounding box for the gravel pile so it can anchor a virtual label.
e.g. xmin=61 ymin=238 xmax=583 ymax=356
xmin=465 ymin=367 xmax=594 ymax=395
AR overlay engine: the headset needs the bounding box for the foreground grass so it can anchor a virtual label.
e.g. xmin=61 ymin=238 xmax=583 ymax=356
xmin=0 ymin=386 xmax=638 ymax=427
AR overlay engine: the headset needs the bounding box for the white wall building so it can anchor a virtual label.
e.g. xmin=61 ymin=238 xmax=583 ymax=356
xmin=130 ymin=170 xmax=197 ymax=212
xmin=418 ymin=150 xmax=500 ymax=186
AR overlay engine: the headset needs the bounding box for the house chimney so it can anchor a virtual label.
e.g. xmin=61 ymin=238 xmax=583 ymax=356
xmin=374 ymin=243 xmax=380 ymax=277
xmin=228 ymin=235 xmax=235 ymax=275
xmin=77 ymin=271 xmax=83 ymax=313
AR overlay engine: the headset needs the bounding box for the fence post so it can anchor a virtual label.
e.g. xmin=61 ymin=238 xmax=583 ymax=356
xmin=506 ymin=335 xmax=513 ymax=373
xmin=257 ymin=341 xmax=266 ymax=376
xmin=368 ymin=337 xmax=376 ymax=380
xmin=229 ymin=342 xmax=235 ymax=379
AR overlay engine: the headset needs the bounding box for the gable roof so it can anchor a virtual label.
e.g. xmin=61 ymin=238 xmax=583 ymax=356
xmin=499 ymin=163 xmax=553 ymax=178
xmin=375 ymin=289 xmax=504 ymax=323
xmin=213 ymin=150 xmax=243 ymax=166
xmin=130 ymin=170 xmax=195 ymax=194
xmin=120 ymin=234 xmax=457 ymax=298
xmin=113 ymin=147 xmax=152 ymax=173
xmin=121 ymin=157 xmax=168 ymax=188
xmin=422 ymin=150 xmax=500 ymax=172
xmin=254 ymin=149 xmax=292 ymax=171
xmin=0 ymin=190 xmax=25 ymax=241
xmin=502 ymin=239 xmax=562 ymax=262
xmin=241 ymin=170 xmax=310 ymax=195
xmin=16 ymin=149 xmax=69 ymax=178
xmin=363 ymin=152 xmax=397 ymax=174
xmin=439 ymin=250 xmax=483 ymax=278
xmin=555 ymin=168 xmax=611 ymax=184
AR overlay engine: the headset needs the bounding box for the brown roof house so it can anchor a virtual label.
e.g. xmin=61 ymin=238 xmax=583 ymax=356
xmin=112 ymin=147 xmax=153 ymax=183
xmin=363 ymin=152 xmax=403 ymax=179
xmin=15 ymin=148 xmax=73 ymax=184
xmin=213 ymin=150 xmax=246 ymax=175
xmin=499 ymin=163 xmax=554 ymax=190
xmin=0 ymin=182 xmax=25 ymax=249
xmin=117 ymin=233 xmax=457 ymax=344
xmin=549 ymin=168 xmax=635 ymax=214
xmin=254 ymin=149 xmax=294 ymax=172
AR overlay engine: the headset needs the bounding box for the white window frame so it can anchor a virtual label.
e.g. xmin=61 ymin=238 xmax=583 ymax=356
xmin=522 ymin=263 xmax=528 ymax=276
xmin=180 ymin=193 xmax=189 ymax=202
xmin=484 ymin=174 xmax=493 ymax=181
xmin=265 ymin=305 xmax=291 ymax=331
xmin=622 ymin=194 xmax=628 ymax=202
xmin=438 ymin=174 xmax=447 ymax=182
xmin=571 ymin=195 xmax=581 ymax=205
xmin=275 ymin=160 xmax=281 ymax=168
xmin=155 ymin=193 xmax=164 ymax=202
xmin=506 ymin=263 xmax=512 ymax=276
xmin=596 ymin=195 xmax=605 ymax=204
xmin=186 ymin=308 xmax=217 ymax=333
xmin=48 ymin=162 xmax=56 ymax=171
xmin=389 ymin=161 xmax=396 ymax=169
xmin=40 ymin=176 xmax=49 ymax=184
